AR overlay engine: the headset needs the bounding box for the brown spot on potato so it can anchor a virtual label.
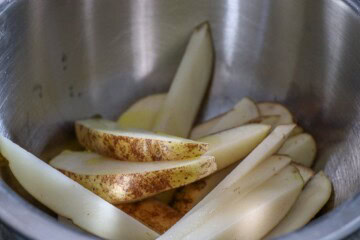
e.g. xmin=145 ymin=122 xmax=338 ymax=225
xmin=58 ymin=158 xmax=216 ymax=204
xmin=117 ymin=199 xmax=182 ymax=233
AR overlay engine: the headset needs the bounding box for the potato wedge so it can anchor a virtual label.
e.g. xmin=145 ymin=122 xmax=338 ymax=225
xmin=117 ymin=199 xmax=182 ymax=234
xmin=199 ymin=124 xmax=271 ymax=170
xmin=172 ymin=163 xmax=237 ymax=215
xmin=1 ymin=166 xmax=53 ymax=215
xmin=253 ymin=116 xmax=303 ymax=135
xmin=278 ymin=133 xmax=316 ymax=167
xmin=197 ymin=124 xmax=296 ymax=207
xmin=190 ymin=98 xmax=259 ymax=139
xmin=182 ymin=165 xmax=303 ymax=240
xmin=75 ymin=119 xmax=208 ymax=162
xmin=153 ymin=22 xmax=214 ymax=138
xmin=173 ymin=135 xmax=313 ymax=216
xmin=158 ymin=155 xmax=292 ymax=240
xmin=173 ymin=155 xmax=313 ymax=216
xmin=258 ymin=102 xmax=294 ymax=124
xmin=266 ymin=171 xmax=332 ymax=239
xmin=50 ymin=151 xmax=216 ymax=203
xmin=290 ymin=125 xmax=304 ymax=137
xmin=253 ymin=115 xmax=281 ymax=126
xmin=292 ymin=163 xmax=315 ymax=184
xmin=0 ymin=136 xmax=158 ymax=240
xmin=117 ymin=94 xmax=166 ymax=130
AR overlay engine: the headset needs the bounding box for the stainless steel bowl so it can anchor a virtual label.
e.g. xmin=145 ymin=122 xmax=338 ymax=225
xmin=1 ymin=0 xmax=360 ymax=239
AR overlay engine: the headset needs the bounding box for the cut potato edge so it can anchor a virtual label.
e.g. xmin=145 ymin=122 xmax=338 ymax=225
xmin=291 ymin=162 xmax=315 ymax=184
xmin=258 ymin=102 xmax=294 ymax=125
xmin=200 ymin=124 xmax=271 ymax=170
xmin=190 ymin=97 xmax=259 ymax=139
xmin=278 ymin=133 xmax=317 ymax=167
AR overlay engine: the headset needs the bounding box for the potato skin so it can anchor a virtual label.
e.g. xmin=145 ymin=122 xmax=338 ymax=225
xmin=60 ymin=156 xmax=216 ymax=203
xmin=117 ymin=199 xmax=182 ymax=234
xmin=172 ymin=179 xmax=208 ymax=215
xmin=75 ymin=122 xmax=208 ymax=162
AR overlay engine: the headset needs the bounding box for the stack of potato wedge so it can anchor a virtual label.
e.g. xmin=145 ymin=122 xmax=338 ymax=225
xmin=0 ymin=22 xmax=331 ymax=240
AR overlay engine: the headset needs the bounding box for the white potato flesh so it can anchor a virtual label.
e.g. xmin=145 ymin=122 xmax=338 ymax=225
xmin=254 ymin=115 xmax=303 ymax=136
xmin=50 ymin=151 xmax=214 ymax=175
xmin=278 ymin=133 xmax=316 ymax=167
xmin=117 ymin=93 xmax=166 ymax=130
xmin=173 ymin=143 xmax=312 ymax=215
xmin=200 ymin=124 xmax=271 ymax=170
xmin=266 ymin=171 xmax=332 ymax=239
xmin=190 ymin=97 xmax=259 ymax=139
xmin=290 ymin=125 xmax=304 ymax=137
xmin=182 ymin=165 xmax=303 ymax=240
xmin=153 ymin=22 xmax=214 ymax=138
xmin=258 ymin=102 xmax=294 ymax=124
xmin=292 ymin=163 xmax=315 ymax=184
xmin=197 ymin=124 xmax=296 ymax=207
xmin=0 ymin=136 xmax=158 ymax=240
xmin=158 ymin=155 xmax=292 ymax=240
xmin=256 ymin=115 xmax=281 ymax=126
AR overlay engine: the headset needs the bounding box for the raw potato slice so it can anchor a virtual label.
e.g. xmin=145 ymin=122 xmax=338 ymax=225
xmin=117 ymin=94 xmax=166 ymax=130
xmin=258 ymin=102 xmax=294 ymax=124
xmin=0 ymin=167 xmax=52 ymax=214
xmin=117 ymin=199 xmax=182 ymax=234
xmin=290 ymin=126 xmax=304 ymax=137
xmin=158 ymin=155 xmax=292 ymax=240
xmin=278 ymin=133 xmax=316 ymax=167
xmin=172 ymin=163 xmax=237 ymax=215
xmin=196 ymin=124 xmax=296 ymax=208
xmin=254 ymin=116 xmax=303 ymax=135
xmin=199 ymin=124 xmax=271 ymax=170
xmin=75 ymin=119 xmax=208 ymax=162
xmin=266 ymin=171 xmax=332 ymax=239
xmin=190 ymin=98 xmax=259 ymax=139
xmin=292 ymin=163 xmax=315 ymax=184
xmin=153 ymin=22 xmax=214 ymax=137
xmin=252 ymin=114 xmax=303 ymax=136
xmin=0 ymin=136 xmax=158 ymax=240
xmin=182 ymin=165 xmax=304 ymax=240
xmin=50 ymin=151 xmax=216 ymax=203
xmin=254 ymin=115 xmax=281 ymax=126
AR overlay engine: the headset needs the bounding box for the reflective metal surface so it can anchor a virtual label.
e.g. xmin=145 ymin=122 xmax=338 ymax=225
xmin=0 ymin=0 xmax=360 ymax=239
